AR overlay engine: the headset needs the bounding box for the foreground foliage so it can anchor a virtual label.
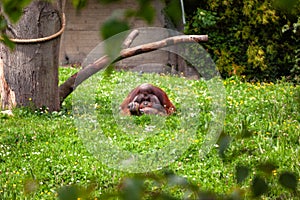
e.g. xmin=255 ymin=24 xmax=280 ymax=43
xmin=0 ymin=69 xmax=299 ymax=199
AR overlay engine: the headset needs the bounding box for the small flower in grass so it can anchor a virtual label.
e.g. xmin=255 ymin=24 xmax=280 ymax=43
xmin=272 ymin=170 xmax=277 ymax=176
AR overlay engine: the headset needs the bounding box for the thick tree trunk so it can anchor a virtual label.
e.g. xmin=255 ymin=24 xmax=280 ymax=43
xmin=0 ymin=57 xmax=16 ymax=109
xmin=0 ymin=0 xmax=63 ymax=111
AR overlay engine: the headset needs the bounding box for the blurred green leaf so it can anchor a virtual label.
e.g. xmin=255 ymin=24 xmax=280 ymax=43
xmin=0 ymin=34 xmax=15 ymax=50
xmin=100 ymin=18 xmax=129 ymax=39
xmin=2 ymin=0 xmax=31 ymax=23
xmin=136 ymin=0 xmax=155 ymax=24
xmin=121 ymin=178 xmax=144 ymax=200
xmin=72 ymin=0 xmax=87 ymax=10
xmin=57 ymin=185 xmax=81 ymax=200
xmin=57 ymin=184 xmax=94 ymax=200
xmin=164 ymin=0 xmax=182 ymax=26
xmin=0 ymin=15 xmax=8 ymax=30
xmin=228 ymin=188 xmax=245 ymax=200
xmin=240 ymin=119 xmax=253 ymax=138
xmin=2 ymin=4 xmax=23 ymax=23
xmin=97 ymin=0 xmax=120 ymax=4
xmin=125 ymin=9 xmax=136 ymax=19
xmin=23 ymin=179 xmax=39 ymax=195
xmin=273 ymin=0 xmax=299 ymax=13
xmin=251 ymin=176 xmax=268 ymax=197
xmin=236 ymin=165 xmax=249 ymax=184
xmin=258 ymin=162 xmax=277 ymax=175
xmin=279 ymin=172 xmax=298 ymax=191
xmin=167 ymin=174 xmax=188 ymax=186
xmin=217 ymin=131 xmax=231 ymax=158
xmin=103 ymin=64 xmax=115 ymax=78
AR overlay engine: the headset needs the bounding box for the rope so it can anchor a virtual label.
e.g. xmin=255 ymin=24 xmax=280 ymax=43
xmin=0 ymin=13 xmax=66 ymax=44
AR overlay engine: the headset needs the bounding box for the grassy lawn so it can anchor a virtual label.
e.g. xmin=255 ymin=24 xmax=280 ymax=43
xmin=0 ymin=67 xmax=299 ymax=199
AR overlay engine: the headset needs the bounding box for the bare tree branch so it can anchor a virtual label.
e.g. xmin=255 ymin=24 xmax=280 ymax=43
xmin=122 ymin=29 xmax=139 ymax=48
xmin=58 ymin=34 xmax=208 ymax=104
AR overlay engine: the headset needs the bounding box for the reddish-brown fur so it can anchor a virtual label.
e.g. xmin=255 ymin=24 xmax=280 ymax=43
xmin=120 ymin=83 xmax=176 ymax=116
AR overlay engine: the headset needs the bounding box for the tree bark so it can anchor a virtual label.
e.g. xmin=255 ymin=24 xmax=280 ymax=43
xmin=0 ymin=57 xmax=16 ymax=109
xmin=0 ymin=0 xmax=63 ymax=111
xmin=58 ymin=34 xmax=208 ymax=104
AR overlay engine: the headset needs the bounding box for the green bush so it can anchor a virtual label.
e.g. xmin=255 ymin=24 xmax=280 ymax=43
xmin=184 ymin=0 xmax=300 ymax=81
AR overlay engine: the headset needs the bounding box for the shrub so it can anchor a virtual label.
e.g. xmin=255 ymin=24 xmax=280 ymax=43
xmin=184 ymin=0 xmax=300 ymax=81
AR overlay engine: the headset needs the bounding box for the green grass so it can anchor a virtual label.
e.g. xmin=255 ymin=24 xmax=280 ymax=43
xmin=0 ymin=68 xmax=299 ymax=199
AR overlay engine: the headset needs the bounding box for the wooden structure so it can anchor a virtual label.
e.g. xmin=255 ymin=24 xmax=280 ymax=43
xmin=59 ymin=0 xmax=199 ymax=77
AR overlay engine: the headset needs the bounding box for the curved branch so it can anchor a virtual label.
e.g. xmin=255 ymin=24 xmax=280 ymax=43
xmin=58 ymin=34 xmax=208 ymax=104
xmin=122 ymin=29 xmax=139 ymax=48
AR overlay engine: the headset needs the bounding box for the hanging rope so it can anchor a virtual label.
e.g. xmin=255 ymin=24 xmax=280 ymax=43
xmin=0 ymin=13 xmax=66 ymax=44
